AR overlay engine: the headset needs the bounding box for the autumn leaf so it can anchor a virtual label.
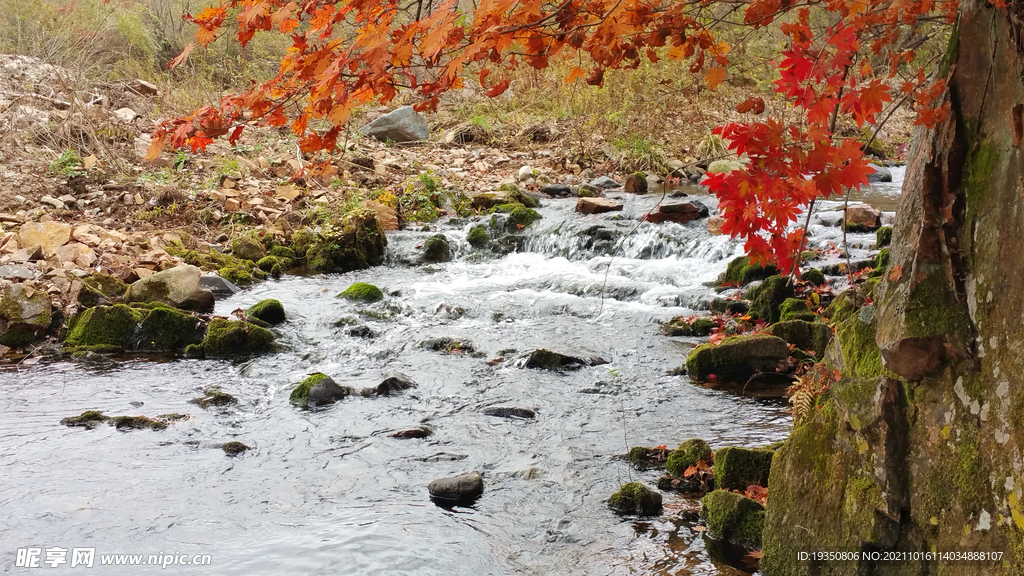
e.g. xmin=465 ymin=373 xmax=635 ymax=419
xmin=169 ymin=43 xmax=195 ymax=69
xmin=145 ymin=135 xmax=166 ymax=162
xmin=706 ymin=66 xmax=728 ymax=89
xmin=888 ymin=264 xmax=903 ymax=281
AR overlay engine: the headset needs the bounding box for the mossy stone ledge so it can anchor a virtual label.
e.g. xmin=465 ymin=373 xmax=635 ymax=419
xmin=701 ymin=489 xmax=765 ymax=550
xmin=685 ymin=334 xmax=790 ymax=383
xmin=714 ymin=446 xmax=774 ymax=491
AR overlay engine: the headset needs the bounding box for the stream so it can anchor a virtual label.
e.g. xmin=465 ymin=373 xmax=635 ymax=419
xmin=0 ymin=168 xmax=903 ymax=575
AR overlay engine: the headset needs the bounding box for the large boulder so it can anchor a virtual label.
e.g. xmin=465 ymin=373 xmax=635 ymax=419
xmin=685 ymin=334 xmax=790 ymax=383
xmin=305 ymin=210 xmax=387 ymax=273
xmin=428 ymin=471 xmax=484 ymax=507
xmin=701 ymin=489 xmax=765 ymax=550
xmin=64 ymin=304 xmax=141 ymax=349
xmin=125 ymin=264 xmax=215 ymax=311
xmin=575 ymin=197 xmax=622 ymax=215
xmin=644 ymin=201 xmax=709 ymax=224
xmin=0 ymin=280 xmax=53 ymax=346
xmin=358 ymin=106 xmax=428 ymax=143
xmin=608 ymin=482 xmax=663 ymax=515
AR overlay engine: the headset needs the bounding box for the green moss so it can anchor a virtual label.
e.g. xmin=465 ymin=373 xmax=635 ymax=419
xmin=861 ymin=276 xmax=881 ymax=300
xmin=338 ymin=282 xmax=384 ymax=303
xmin=222 ymin=441 xmax=249 ymax=455
xmin=701 ymin=489 xmax=765 ymax=550
xmin=746 ymin=275 xmax=795 ymax=323
xmin=903 ymin=270 xmax=972 ymax=340
xmin=421 ymin=234 xmax=451 ymax=264
xmin=256 ymin=256 xmax=280 ymax=272
xmin=824 ymin=289 xmax=866 ymax=323
xmin=721 ymin=256 xmax=779 ymax=286
xmin=231 ymin=235 xmax=267 ymax=261
xmin=289 ymin=229 xmax=318 ymax=257
xmin=800 ymin=268 xmax=825 ymax=285
xmin=218 ymin=265 xmax=267 ymax=286
xmin=60 ymin=410 xmax=109 ymax=428
xmin=110 ymin=415 xmax=168 ymax=431
xmin=769 ymin=319 xmax=832 ymax=359
xmin=64 ymin=343 xmax=122 ymax=355
xmin=714 ymin=446 xmax=774 ymax=490
xmin=875 ymin=226 xmax=893 ymax=248
xmin=873 ymin=248 xmax=890 ymax=272
xmin=0 ymin=326 xmax=41 ymax=347
xmin=131 ymin=306 xmax=203 ymax=352
xmin=608 ymin=481 xmax=663 ymax=515
xmin=779 ymin=297 xmax=815 ymax=321
xmin=290 ymin=373 xmax=329 ymax=405
xmin=190 ymin=386 xmax=238 ymax=408
xmin=488 ymin=202 xmax=525 ymax=214
xmin=64 ymin=304 xmax=142 ymax=348
xmin=467 ymin=226 xmax=490 ymax=248
xmin=685 ymin=334 xmax=790 ymax=382
xmin=246 ymin=299 xmax=286 ymax=325
xmin=506 ymin=207 xmax=541 ymax=232
xmin=665 ymin=438 xmax=713 ymax=476
xmin=269 ymin=245 xmax=298 ymax=261
xmin=82 ymin=273 xmax=128 ymax=298
xmin=201 ymin=318 xmax=275 ymax=358
xmin=834 ymin=304 xmax=884 ymax=378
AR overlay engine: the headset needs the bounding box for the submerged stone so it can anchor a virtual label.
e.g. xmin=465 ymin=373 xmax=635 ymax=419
xmin=190 ymin=386 xmax=238 ymax=409
xmin=608 ymin=482 xmax=663 ymax=515
xmin=109 ymin=415 xmax=169 ymax=431
xmin=482 ymin=406 xmax=536 ymax=419
xmin=60 ymin=410 xmax=109 ymax=429
xmin=390 ymin=427 xmax=433 ymax=439
xmin=222 ymin=441 xmax=250 ymax=456
xmin=363 ymin=372 xmax=416 ymax=396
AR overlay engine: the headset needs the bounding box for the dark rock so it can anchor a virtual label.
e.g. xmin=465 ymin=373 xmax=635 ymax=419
xmin=800 ymin=268 xmax=826 ymax=285
xmin=660 ymin=316 xmax=716 ymax=337
xmin=644 ymin=201 xmax=709 ymax=224
xmin=608 ymin=482 xmax=663 ymax=515
xmin=110 ymin=415 xmax=168 ymax=431
xmin=358 ymin=106 xmax=428 ymax=142
xmin=190 ymin=386 xmax=238 ymax=408
xmin=364 ymin=372 xmax=416 ymax=396
xmin=867 ymin=165 xmax=893 ymax=183
xmin=482 ymin=406 xmax=536 ymax=419
xmin=347 ymin=325 xmax=375 ymax=338
xmin=743 ymin=372 xmax=798 ymax=396
xmin=522 ymin=348 xmax=608 ymax=371
xmin=467 ymin=226 xmax=490 ymax=248
xmin=541 ymin=184 xmax=571 ymax=197
xmin=200 ymin=274 xmax=241 ymax=297
xmin=421 ymin=234 xmax=451 ymax=264
xmin=390 ymin=427 xmax=433 ymax=439
xmin=60 ymin=410 xmax=109 ymax=429
xmin=685 ymin=334 xmax=790 ymax=383
xmin=624 ymin=173 xmax=648 ymax=194
xmin=222 ymin=441 xmax=249 ymax=456
xmin=420 ymin=337 xmax=475 ymax=354
xmin=428 ymin=471 xmax=484 ymax=506
xmin=657 ymin=474 xmax=714 ymax=495
xmin=131 ymin=306 xmax=205 ymax=352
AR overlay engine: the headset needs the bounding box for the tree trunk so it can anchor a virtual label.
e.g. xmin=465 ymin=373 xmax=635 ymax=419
xmin=762 ymin=1 xmax=1024 ymax=574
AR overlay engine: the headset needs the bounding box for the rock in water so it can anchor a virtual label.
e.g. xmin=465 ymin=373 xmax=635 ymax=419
xmin=608 ymin=482 xmax=663 ymax=515
xmin=421 ymin=234 xmax=451 ymax=264
xmin=644 ymin=201 xmax=710 ymax=224
xmin=246 ymin=299 xmax=286 ymax=325
xmin=590 ymin=176 xmax=621 ymax=189
xmin=575 ymin=197 xmax=622 ymax=215
xmin=125 ymin=264 xmax=215 ymax=311
xmin=685 ymin=334 xmax=790 ymax=383
xmin=482 ymin=407 xmax=536 ymax=419
xmin=200 ymin=274 xmax=241 ymax=297
xmin=844 ymin=203 xmax=882 ymax=230
xmin=358 ymin=106 xmax=428 ymax=143
xmin=364 ymin=372 xmax=417 ymax=396
xmin=867 ymin=165 xmax=893 ymax=183
xmin=522 ymin=348 xmax=608 ymax=371
xmin=714 ymin=447 xmax=774 ymax=491
xmin=0 ymin=280 xmax=52 ymax=347
xmin=701 ymin=489 xmax=765 ymax=550
xmin=290 ymin=373 xmax=352 ymax=408
xmin=428 ymin=471 xmax=484 ymax=507
xmin=665 ymin=438 xmax=713 ymax=476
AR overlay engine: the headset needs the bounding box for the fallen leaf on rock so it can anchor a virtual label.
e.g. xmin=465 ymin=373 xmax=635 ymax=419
xmin=693 ymin=526 xmax=707 ymax=532
xmin=888 ymin=264 xmax=903 ymax=281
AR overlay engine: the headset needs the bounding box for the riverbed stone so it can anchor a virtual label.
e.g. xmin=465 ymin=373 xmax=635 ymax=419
xmin=701 ymin=489 xmax=765 ymax=550
xmin=338 ymin=282 xmax=384 ymax=303
xmin=685 ymin=334 xmax=790 ymax=383
xmin=199 ymin=318 xmax=275 ymax=358
xmin=428 ymin=471 xmax=484 ymax=506
xmin=391 ymin=427 xmax=433 ymax=439
xmin=768 ymin=319 xmax=832 ymax=359
xmin=246 ymin=299 xmax=285 ymax=325
xmin=358 ymin=106 xmax=428 ymax=142
xmin=706 ymin=159 xmax=744 ymax=174
xmin=467 ymin=226 xmax=490 ymax=248
xmin=222 ymin=441 xmax=250 ymax=456
xmin=644 ymin=201 xmax=709 ymax=224
xmin=608 ymin=482 xmax=662 ymax=515
xmin=131 ymin=305 xmax=205 ymax=352
xmin=290 ymin=372 xmax=352 ymax=408
xmin=125 ymin=264 xmax=215 ymax=311
xmin=522 ymin=348 xmax=608 ymax=371
xmin=421 ymin=234 xmax=451 ymax=264
xmin=363 ymin=372 xmax=416 ymax=396
xmin=304 ymin=209 xmax=387 ymax=273
xmin=714 ymin=446 xmax=774 ymax=490
xmin=575 ymin=197 xmax=622 ymax=215
xmin=720 ymin=256 xmax=778 ymax=287
xmin=190 ymin=386 xmax=238 ymax=408
xmin=844 ymin=203 xmax=882 ymax=230
xmin=0 ymin=280 xmax=52 ymax=347
xmin=60 ymin=410 xmax=109 ymax=429
xmin=18 ymin=221 xmax=72 ymax=255
xmin=64 ymin=304 xmax=141 ymax=348
xmin=482 ymin=406 xmax=536 ymax=419
xmin=665 ymin=438 xmax=713 ymax=477
xmin=746 ymin=275 xmax=796 ymax=323
xmin=230 ymin=235 xmax=266 ymax=262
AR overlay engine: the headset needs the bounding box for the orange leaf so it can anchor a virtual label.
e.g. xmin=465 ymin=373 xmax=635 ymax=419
xmin=484 ymin=79 xmax=510 ymax=98
xmin=169 ymin=43 xmax=195 ymax=69
xmin=145 ymin=135 xmax=166 ymax=162
xmin=706 ymin=67 xmax=727 ymax=90
xmin=888 ymin=265 xmax=903 ymax=281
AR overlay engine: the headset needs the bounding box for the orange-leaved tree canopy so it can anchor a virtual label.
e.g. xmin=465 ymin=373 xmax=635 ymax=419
xmin=152 ymin=0 xmax=969 ymax=272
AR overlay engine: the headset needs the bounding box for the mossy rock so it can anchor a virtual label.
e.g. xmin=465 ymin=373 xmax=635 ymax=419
xmin=522 ymin=348 xmax=605 ymax=370
xmin=576 ymin=185 xmax=599 ymax=198
xmin=779 ymin=297 xmax=816 ymax=322
xmin=110 ymin=415 xmax=168 ymax=431
xmin=701 ymin=489 xmax=765 ymax=550
xmin=305 ymin=210 xmax=387 ymax=273
xmin=82 ymin=273 xmax=128 ymax=298
xmin=201 ymin=318 xmax=275 ymax=358
xmin=506 ymin=207 xmax=541 ymax=232
xmin=190 ymin=386 xmax=238 ymax=408
xmin=467 ymin=226 xmax=490 ymax=248
xmin=685 ymin=334 xmax=790 ymax=383
xmin=132 ymin=306 xmax=205 ymax=352
xmin=60 ymin=410 xmax=109 ymax=429
xmin=875 ymin=226 xmax=893 ymax=248
xmin=709 ymin=298 xmax=750 ymax=315
xmin=0 ymin=325 xmax=42 ymax=347
xmin=746 ymin=275 xmax=796 ymax=323
xmin=289 ymin=229 xmax=318 ymax=257
xmin=338 ymin=282 xmax=384 ymax=303
xmin=247 ymin=299 xmax=286 ymax=325
xmin=269 ymin=245 xmax=299 ymax=261
xmin=800 ymin=268 xmax=826 ymax=286
xmin=222 ymin=441 xmax=250 ymax=456
xmin=290 ymin=372 xmax=352 ymax=409
xmin=714 ymin=446 xmax=774 ymax=490
xmin=823 ymin=289 xmax=866 ymax=323
xmin=64 ymin=304 xmax=142 ymax=348
xmin=421 ymin=234 xmax=451 ymax=264
xmin=768 ymin=319 xmax=833 ymax=359
xmin=218 ymin=266 xmax=267 ymax=287
xmin=860 ymin=276 xmax=882 ymax=301
xmin=872 ymin=247 xmax=891 ymax=274
xmin=608 ymin=482 xmax=663 ymax=515
xmin=256 ymin=255 xmax=282 ymax=273
xmin=831 ymin=304 xmax=884 ymax=379
xmin=231 ymin=235 xmax=267 ymax=262
xmin=665 ymin=438 xmax=713 ymax=476
xmin=660 ymin=316 xmax=716 ymax=337
xmin=721 ymin=256 xmax=778 ymax=287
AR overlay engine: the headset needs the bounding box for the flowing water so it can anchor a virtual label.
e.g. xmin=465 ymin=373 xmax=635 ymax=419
xmin=0 ymin=174 xmax=903 ymax=575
